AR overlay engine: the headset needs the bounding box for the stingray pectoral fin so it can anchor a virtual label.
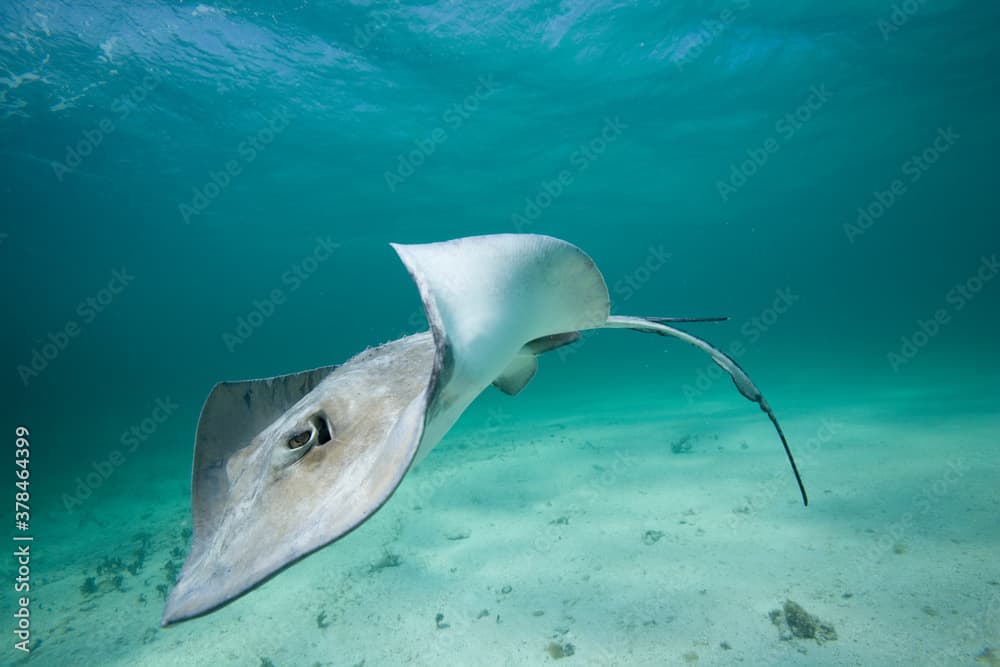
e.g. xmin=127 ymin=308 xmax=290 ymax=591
xmin=492 ymin=355 xmax=538 ymax=396
xmin=391 ymin=235 xmax=608 ymax=388
xmin=188 ymin=364 xmax=339 ymax=560
xmin=162 ymin=334 xmax=437 ymax=626
xmin=392 ymin=235 xmax=609 ymax=457
xmin=492 ymin=333 xmax=582 ymax=396
xmin=604 ymin=315 xmax=808 ymax=507
xmin=523 ymin=331 xmax=582 ymax=355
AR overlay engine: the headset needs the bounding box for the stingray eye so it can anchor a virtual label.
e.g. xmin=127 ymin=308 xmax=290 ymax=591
xmin=287 ymin=430 xmax=312 ymax=449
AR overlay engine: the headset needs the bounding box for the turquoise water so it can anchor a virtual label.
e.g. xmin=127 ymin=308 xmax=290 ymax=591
xmin=3 ymin=1 xmax=999 ymax=665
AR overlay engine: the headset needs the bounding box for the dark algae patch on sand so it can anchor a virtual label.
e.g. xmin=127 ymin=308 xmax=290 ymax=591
xmin=769 ymin=599 xmax=838 ymax=644
xmin=368 ymin=551 xmax=402 ymax=574
xmin=546 ymin=640 xmax=575 ymax=659
xmin=977 ymin=648 xmax=1000 ymax=666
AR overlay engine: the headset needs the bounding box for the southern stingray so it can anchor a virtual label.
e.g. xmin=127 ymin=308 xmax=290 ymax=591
xmin=161 ymin=233 xmax=806 ymax=626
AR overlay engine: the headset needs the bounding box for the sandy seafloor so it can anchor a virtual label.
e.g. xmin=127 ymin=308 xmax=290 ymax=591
xmin=17 ymin=370 xmax=999 ymax=667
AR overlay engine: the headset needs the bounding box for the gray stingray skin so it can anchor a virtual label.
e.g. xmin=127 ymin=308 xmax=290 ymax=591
xmin=161 ymin=234 xmax=806 ymax=627
xmin=162 ymin=334 xmax=438 ymax=625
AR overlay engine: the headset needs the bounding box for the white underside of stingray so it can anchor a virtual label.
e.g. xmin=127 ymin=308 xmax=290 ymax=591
xmin=161 ymin=233 xmax=806 ymax=627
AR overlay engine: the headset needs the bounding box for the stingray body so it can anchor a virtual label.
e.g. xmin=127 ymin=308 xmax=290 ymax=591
xmin=161 ymin=234 xmax=806 ymax=626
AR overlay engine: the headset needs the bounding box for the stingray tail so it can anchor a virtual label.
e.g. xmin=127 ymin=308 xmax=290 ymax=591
xmin=644 ymin=316 xmax=729 ymax=323
xmin=603 ymin=315 xmax=808 ymax=507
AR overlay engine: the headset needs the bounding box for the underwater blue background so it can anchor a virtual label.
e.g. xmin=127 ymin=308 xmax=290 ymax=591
xmin=2 ymin=1 xmax=999 ymax=665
